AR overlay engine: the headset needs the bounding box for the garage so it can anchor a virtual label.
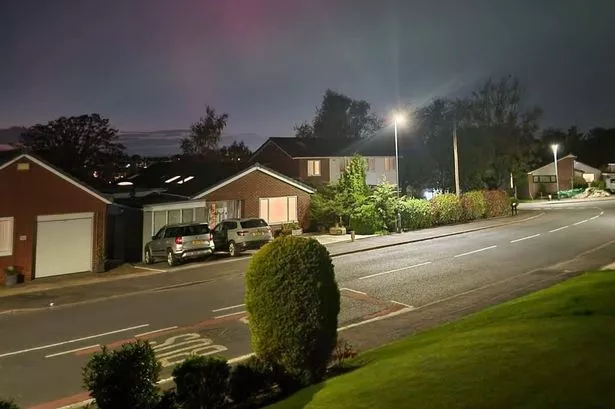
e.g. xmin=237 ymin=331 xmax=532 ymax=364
xmin=35 ymin=213 xmax=94 ymax=278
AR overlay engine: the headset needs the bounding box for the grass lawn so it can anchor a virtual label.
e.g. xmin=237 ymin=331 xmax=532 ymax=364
xmin=269 ymin=271 xmax=615 ymax=409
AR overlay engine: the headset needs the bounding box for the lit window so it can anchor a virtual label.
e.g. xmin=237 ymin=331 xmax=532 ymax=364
xmin=385 ymin=157 xmax=396 ymax=171
xmin=307 ymin=160 xmax=321 ymax=177
xmin=259 ymin=197 xmax=298 ymax=224
xmin=0 ymin=217 xmax=14 ymax=257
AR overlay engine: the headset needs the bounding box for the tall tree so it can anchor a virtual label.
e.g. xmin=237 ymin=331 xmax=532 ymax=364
xmin=218 ymin=141 xmax=252 ymax=162
xmin=181 ymin=106 xmax=228 ymax=156
xmin=296 ymin=89 xmax=383 ymax=139
xmin=20 ymin=114 xmax=125 ymax=184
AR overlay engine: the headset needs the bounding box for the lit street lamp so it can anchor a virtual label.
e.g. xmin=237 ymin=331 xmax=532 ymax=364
xmin=393 ymin=112 xmax=405 ymax=232
xmin=551 ymin=144 xmax=559 ymax=199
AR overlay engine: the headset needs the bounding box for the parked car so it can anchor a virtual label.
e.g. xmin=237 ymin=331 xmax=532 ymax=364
xmin=212 ymin=218 xmax=273 ymax=257
xmin=144 ymin=222 xmax=214 ymax=266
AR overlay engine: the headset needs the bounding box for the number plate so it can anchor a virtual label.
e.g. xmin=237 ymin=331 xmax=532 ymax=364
xmin=192 ymin=240 xmax=204 ymax=245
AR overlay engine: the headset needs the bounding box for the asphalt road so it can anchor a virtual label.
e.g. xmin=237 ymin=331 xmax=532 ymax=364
xmin=1 ymin=201 xmax=615 ymax=408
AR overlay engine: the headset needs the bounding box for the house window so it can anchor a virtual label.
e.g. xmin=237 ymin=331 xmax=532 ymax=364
xmin=0 ymin=217 xmax=14 ymax=257
xmin=532 ymin=175 xmax=556 ymax=183
xmin=307 ymin=160 xmax=321 ymax=177
xmin=259 ymin=197 xmax=298 ymax=224
xmin=385 ymin=157 xmax=396 ymax=171
xmin=367 ymin=158 xmax=376 ymax=171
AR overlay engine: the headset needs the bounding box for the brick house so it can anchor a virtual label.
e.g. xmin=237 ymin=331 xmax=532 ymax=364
xmin=0 ymin=153 xmax=111 ymax=282
xmin=108 ymin=159 xmax=315 ymax=260
xmin=251 ymin=136 xmax=398 ymax=187
xmin=527 ymin=154 xmax=602 ymax=198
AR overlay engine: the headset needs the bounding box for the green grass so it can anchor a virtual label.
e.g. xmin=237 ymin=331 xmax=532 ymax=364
xmin=269 ymin=272 xmax=615 ymax=409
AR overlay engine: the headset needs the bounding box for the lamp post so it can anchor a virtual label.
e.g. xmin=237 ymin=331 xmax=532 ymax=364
xmin=393 ymin=113 xmax=405 ymax=232
xmin=551 ymin=144 xmax=559 ymax=199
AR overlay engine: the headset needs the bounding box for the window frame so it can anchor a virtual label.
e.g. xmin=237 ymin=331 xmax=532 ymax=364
xmin=307 ymin=159 xmax=321 ymax=177
xmin=384 ymin=157 xmax=396 ymax=171
xmin=0 ymin=217 xmax=14 ymax=257
xmin=259 ymin=196 xmax=298 ymax=224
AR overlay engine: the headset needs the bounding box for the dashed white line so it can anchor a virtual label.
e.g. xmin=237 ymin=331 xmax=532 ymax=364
xmin=589 ymin=215 xmax=600 ymax=220
xmin=600 ymin=211 xmax=604 ymax=215
xmin=454 ymin=245 xmax=497 ymax=258
xmin=0 ymin=323 xmax=150 ymax=358
xmin=573 ymin=219 xmax=589 ymax=226
xmin=340 ymin=287 xmax=367 ymax=295
xmin=212 ymin=304 xmax=245 ymax=313
xmin=549 ymin=225 xmax=569 ymax=233
xmin=45 ymin=344 xmax=100 ymax=359
xmin=135 ymin=326 xmax=178 ymax=338
xmin=213 ymin=311 xmax=247 ymax=319
xmin=391 ymin=300 xmax=414 ymax=309
xmin=358 ymin=261 xmax=432 ymax=280
xmin=510 ymin=233 xmax=541 ymax=243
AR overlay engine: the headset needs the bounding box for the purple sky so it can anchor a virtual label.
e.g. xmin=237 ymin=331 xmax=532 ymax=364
xmin=2 ymin=0 xmax=614 ymax=153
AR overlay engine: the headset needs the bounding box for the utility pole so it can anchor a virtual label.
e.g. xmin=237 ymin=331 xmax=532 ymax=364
xmin=453 ymin=119 xmax=460 ymax=196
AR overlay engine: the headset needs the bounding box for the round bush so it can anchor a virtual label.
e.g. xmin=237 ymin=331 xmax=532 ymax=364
xmin=246 ymin=236 xmax=340 ymax=387
xmin=172 ymin=355 xmax=230 ymax=409
xmin=460 ymin=191 xmax=487 ymax=220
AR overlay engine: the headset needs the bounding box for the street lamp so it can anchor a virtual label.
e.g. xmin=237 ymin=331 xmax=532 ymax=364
xmin=551 ymin=144 xmax=559 ymax=199
xmin=393 ymin=112 xmax=405 ymax=232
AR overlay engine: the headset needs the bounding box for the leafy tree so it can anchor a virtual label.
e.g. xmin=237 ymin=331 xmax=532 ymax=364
xmin=218 ymin=140 xmax=252 ymax=162
xmin=181 ymin=106 xmax=228 ymax=156
xmin=20 ymin=114 xmax=125 ymax=185
xmin=296 ymin=89 xmax=382 ymax=139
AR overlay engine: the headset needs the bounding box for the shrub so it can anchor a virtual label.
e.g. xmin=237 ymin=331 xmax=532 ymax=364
xmin=483 ymin=190 xmax=510 ymax=217
xmin=0 ymin=400 xmax=20 ymax=409
xmin=329 ymin=338 xmax=358 ymax=369
xmin=228 ymin=356 xmax=275 ymax=405
xmin=460 ymin=191 xmax=487 ymax=221
xmin=573 ymin=176 xmax=588 ymax=189
xmin=156 ymin=390 xmax=180 ymax=409
xmin=172 ymin=355 xmax=230 ymax=409
xmin=82 ymin=341 xmax=161 ymax=409
xmin=279 ymin=222 xmax=301 ymax=236
xmin=430 ymin=193 xmax=463 ymax=225
xmin=590 ymin=179 xmax=607 ymax=190
xmin=370 ymin=181 xmax=399 ymax=231
xmin=246 ymin=236 xmax=340 ymax=387
xmin=399 ymin=198 xmax=434 ymax=230
xmin=350 ymin=202 xmax=385 ymax=235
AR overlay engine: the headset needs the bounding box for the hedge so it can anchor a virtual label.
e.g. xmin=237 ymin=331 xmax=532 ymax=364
xmin=483 ymin=190 xmax=510 ymax=217
xmin=460 ymin=191 xmax=487 ymax=221
xmin=430 ymin=193 xmax=463 ymax=225
xmin=399 ymin=198 xmax=434 ymax=230
xmin=350 ymin=203 xmax=386 ymax=235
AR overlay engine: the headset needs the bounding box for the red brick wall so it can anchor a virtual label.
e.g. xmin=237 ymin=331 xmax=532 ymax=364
xmin=0 ymin=157 xmax=107 ymax=282
xmin=298 ymin=158 xmax=331 ymax=184
xmin=203 ymin=169 xmax=312 ymax=228
xmin=251 ymin=142 xmax=300 ymax=178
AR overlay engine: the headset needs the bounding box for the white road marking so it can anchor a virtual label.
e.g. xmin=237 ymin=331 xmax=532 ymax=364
xmin=212 ymin=303 xmax=245 ymax=313
xmin=454 ymin=245 xmax=497 ymax=258
xmin=600 ymin=211 xmax=604 ymax=215
xmin=391 ymin=300 xmax=414 ymax=309
xmin=213 ymin=310 xmax=247 ymax=319
xmin=573 ymin=219 xmax=589 ymax=225
xmin=358 ymin=261 xmax=432 ymax=280
xmin=337 ymin=307 xmax=414 ymax=331
xmin=0 ymin=323 xmax=149 ymax=358
xmin=135 ymin=326 xmax=178 ymax=337
xmin=133 ymin=266 xmax=166 ymax=273
xmin=45 ymin=344 xmax=100 ymax=358
xmin=340 ymin=287 xmax=367 ymax=295
xmin=549 ymin=225 xmax=569 ymax=233
xmin=510 ymin=233 xmax=541 ymax=243
xmin=589 ymin=215 xmax=600 ymax=220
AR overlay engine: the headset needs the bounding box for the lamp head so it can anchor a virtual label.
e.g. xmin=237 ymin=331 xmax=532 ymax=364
xmin=551 ymin=144 xmax=559 ymax=153
xmin=393 ymin=112 xmax=406 ymax=125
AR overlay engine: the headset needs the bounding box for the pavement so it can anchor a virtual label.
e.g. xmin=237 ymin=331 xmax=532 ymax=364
xmin=2 ymin=202 xmax=615 ymax=408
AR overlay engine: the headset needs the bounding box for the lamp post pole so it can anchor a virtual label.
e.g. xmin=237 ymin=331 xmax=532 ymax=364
xmin=394 ymin=117 xmax=401 ymax=232
xmin=552 ymin=144 xmax=559 ymax=199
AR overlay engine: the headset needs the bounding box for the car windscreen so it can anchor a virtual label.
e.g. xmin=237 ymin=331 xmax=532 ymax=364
xmin=240 ymin=219 xmax=268 ymax=229
xmin=182 ymin=224 xmax=210 ymax=236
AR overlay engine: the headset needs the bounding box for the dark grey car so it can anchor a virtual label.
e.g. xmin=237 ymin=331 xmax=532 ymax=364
xmin=212 ymin=218 xmax=273 ymax=257
xmin=144 ymin=222 xmax=214 ymax=266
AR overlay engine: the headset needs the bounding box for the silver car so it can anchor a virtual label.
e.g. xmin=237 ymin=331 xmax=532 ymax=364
xmin=212 ymin=218 xmax=273 ymax=257
xmin=144 ymin=222 xmax=214 ymax=266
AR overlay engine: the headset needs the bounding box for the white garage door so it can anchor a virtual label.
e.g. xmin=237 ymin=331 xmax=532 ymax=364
xmin=35 ymin=213 xmax=94 ymax=278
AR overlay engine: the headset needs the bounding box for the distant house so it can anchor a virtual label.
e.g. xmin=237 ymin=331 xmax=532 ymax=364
xmin=601 ymin=164 xmax=615 ymax=192
xmin=527 ymin=154 xmax=601 ymax=198
xmin=250 ymin=137 xmax=398 ymax=186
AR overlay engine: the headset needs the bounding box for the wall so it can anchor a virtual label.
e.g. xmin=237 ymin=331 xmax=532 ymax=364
xmin=0 ymin=157 xmax=107 ymax=282
xmin=203 ymin=169 xmax=312 ymax=228
xmin=329 ymin=156 xmax=397 ymax=185
xmin=251 ymin=142 xmax=300 ymax=178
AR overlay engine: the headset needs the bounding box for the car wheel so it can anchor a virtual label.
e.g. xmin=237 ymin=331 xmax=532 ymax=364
xmin=167 ymin=249 xmax=177 ymax=267
xmin=144 ymin=248 xmax=154 ymax=264
xmin=228 ymin=241 xmax=238 ymax=257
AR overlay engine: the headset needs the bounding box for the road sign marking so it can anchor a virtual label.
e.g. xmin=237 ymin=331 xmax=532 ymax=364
xmin=151 ymin=333 xmax=228 ymax=368
xmin=135 ymin=326 xmax=178 ymax=338
xmin=0 ymin=323 xmax=149 ymax=359
xmin=45 ymin=344 xmax=100 ymax=358
xmin=454 ymin=245 xmax=497 ymax=258
xmin=358 ymin=261 xmax=432 ymax=280
xmin=212 ymin=303 xmax=245 ymax=313
xmin=340 ymin=287 xmax=367 ymax=295
xmin=510 ymin=233 xmax=541 ymax=243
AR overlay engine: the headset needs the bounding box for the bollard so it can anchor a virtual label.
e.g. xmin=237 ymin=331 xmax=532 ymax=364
xmin=350 ymin=230 xmax=356 ymax=242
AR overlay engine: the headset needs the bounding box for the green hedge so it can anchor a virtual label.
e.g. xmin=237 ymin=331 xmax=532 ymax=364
xmin=350 ymin=203 xmax=386 ymax=235
xmin=460 ymin=191 xmax=487 ymax=221
xmin=399 ymin=198 xmax=434 ymax=230
xmin=431 ymin=193 xmax=463 ymax=225
xmin=483 ymin=190 xmax=510 ymax=217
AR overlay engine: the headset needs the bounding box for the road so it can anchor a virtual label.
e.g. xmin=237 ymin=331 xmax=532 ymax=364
xmin=1 ymin=201 xmax=615 ymax=408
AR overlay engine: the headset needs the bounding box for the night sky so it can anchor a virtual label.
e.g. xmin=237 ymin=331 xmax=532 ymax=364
xmin=1 ymin=0 xmax=614 ymax=154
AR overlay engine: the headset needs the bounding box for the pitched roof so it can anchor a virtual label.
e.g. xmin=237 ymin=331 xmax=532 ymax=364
xmin=258 ymin=134 xmax=397 ymax=158
xmin=0 ymin=153 xmax=112 ymax=204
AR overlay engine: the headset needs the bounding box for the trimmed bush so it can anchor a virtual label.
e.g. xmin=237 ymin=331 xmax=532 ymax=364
xmin=431 ymin=193 xmax=463 ymax=225
xmin=590 ymin=179 xmax=607 ymax=190
xmin=350 ymin=202 xmax=385 ymax=235
xmin=460 ymin=191 xmax=487 ymax=221
xmin=246 ymin=236 xmax=340 ymax=387
xmin=399 ymin=198 xmax=434 ymax=230
xmin=228 ymin=356 xmax=275 ymax=405
xmin=172 ymin=355 xmax=230 ymax=409
xmin=82 ymin=341 xmax=161 ymax=409
xmin=0 ymin=400 xmax=20 ymax=409
xmin=483 ymin=190 xmax=510 ymax=217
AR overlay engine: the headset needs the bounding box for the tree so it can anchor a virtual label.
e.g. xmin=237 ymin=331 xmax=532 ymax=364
xmin=20 ymin=114 xmax=125 ymax=185
xmin=218 ymin=141 xmax=252 ymax=162
xmin=296 ymin=89 xmax=383 ymax=139
xmin=181 ymin=106 xmax=228 ymax=156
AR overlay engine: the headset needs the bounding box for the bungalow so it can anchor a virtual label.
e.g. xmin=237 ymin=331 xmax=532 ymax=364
xmin=527 ymin=154 xmax=601 ymax=199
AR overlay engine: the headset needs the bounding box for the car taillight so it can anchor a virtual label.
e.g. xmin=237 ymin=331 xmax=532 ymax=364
xmin=175 ymin=236 xmax=183 ymax=245
xmin=237 ymin=230 xmax=248 ymax=236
